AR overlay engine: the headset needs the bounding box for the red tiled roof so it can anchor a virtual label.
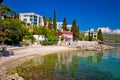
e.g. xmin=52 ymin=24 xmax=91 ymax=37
xmin=56 ymin=31 xmax=73 ymax=35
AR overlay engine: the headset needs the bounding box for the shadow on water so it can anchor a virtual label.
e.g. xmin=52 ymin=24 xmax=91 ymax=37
xmin=8 ymin=50 xmax=120 ymax=80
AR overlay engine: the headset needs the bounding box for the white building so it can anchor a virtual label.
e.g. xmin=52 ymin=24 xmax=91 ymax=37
xmin=33 ymin=35 xmax=46 ymax=41
xmin=85 ymin=30 xmax=98 ymax=39
xmin=56 ymin=22 xmax=72 ymax=31
xmin=19 ymin=12 xmax=44 ymax=26
xmin=56 ymin=22 xmax=63 ymax=30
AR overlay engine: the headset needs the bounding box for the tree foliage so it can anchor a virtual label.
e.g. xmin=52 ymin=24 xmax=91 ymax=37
xmin=43 ymin=16 xmax=47 ymax=26
xmin=71 ymin=19 xmax=79 ymax=40
xmin=103 ymin=34 xmax=120 ymax=42
xmin=0 ymin=19 xmax=27 ymax=44
xmin=47 ymin=35 xmax=58 ymax=41
xmin=48 ymin=17 xmax=53 ymax=30
xmin=79 ymin=33 xmax=84 ymax=41
xmin=1 ymin=4 xmax=16 ymax=18
xmin=42 ymin=35 xmax=58 ymax=45
xmin=24 ymin=35 xmax=35 ymax=43
xmin=53 ymin=9 xmax=57 ymax=31
xmin=29 ymin=26 xmax=55 ymax=37
xmin=88 ymin=30 xmax=93 ymax=41
xmin=97 ymin=29 xmax=103 ymax=41
xmin=62 ymin=17 xmax=68 ymax=31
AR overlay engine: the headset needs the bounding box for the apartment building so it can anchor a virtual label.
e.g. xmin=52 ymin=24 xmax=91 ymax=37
xmin=19 ymin=12 xmax=44 ymax=26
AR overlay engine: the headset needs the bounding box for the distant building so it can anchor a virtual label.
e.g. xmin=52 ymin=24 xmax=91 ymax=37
xmin=56 ymin=22 xmax=72 ymax=31
xmin=67 ymin=24 xmax=72 ymax=31
xmin=56 ymin=22 xmax=63 ymax=30
xmin=85 ymin=30 xmax=98 ymax=39
xmin=1 ymin=14 xmax=14 ymax=19
xmin=56 ymin=30 xmax=73 ymax=41
xmin=19 ymin=12 xmax=44 ymax=26
xmin=33 ymin=35 xmax=46 ymax=41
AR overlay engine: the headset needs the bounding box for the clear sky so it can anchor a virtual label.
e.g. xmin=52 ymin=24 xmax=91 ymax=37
xmin=2 ymin=0 xmax=120 ymax=31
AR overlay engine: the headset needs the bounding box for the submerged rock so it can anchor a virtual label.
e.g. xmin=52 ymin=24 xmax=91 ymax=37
xmin=1 ymin=73 xmax=24 ymax=80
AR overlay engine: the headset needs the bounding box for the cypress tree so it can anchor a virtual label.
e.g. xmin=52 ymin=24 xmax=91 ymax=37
xmin=97 ymin=29 xmax=103 ymax=41
xmin=88 ymin=30 xmax=93 ymax=41
xmin=88 ymin=30 xmax=91 ymax=41
xmin=48 ymin=17 xmax=53 ymax=30
xmin=71 ymin=19 xmax=79 ymax=40
xmin=53 ymin=9 xmax=57 ymax=31
xmin=62 ymin=17 xmax=68 ymax=31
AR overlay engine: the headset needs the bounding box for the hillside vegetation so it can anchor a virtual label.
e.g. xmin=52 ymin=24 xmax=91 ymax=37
xmin=103 ymin=34 xmax=120 ymax=42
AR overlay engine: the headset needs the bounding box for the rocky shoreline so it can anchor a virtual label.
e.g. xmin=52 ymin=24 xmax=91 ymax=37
xmin=0 ymin=46 xmax=71 ymax=80
xmin=76 ymin=44 xmax=114 ymax=51
xmin=68 ymin=41 xmax=114 ymax=51
xmin=0 ymin=43 xmax=114 ymax=80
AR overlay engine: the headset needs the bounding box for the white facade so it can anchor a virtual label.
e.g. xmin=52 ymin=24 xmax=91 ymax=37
xmin=85 ymin=31 xmax=97 ymax=39
xmin=56 ymin=22 xmax=72 ymax=31
xmin=62 ymin=34 xmax=73 ymax=41
xmin=67 ymin=24 xmax=72 ymax=31
xmin=19 ymin=12 xmax=44 ymax=26
xmin=56 ymin=22 xmax=63 ymax=30
xmin=33 ymin=35 xmax=46 ymax=41
xmin=57 ymin=30 xmax=73 ymax=41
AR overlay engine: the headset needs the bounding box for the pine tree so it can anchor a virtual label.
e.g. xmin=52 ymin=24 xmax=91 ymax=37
xmin=53 ymin=9 xmax=57 ymax=31
xmin=62 ymin=17 xmax=68 ymax=31
xmin=71 ymin=19 xmax=79 ymax=40
xmin=48 ymin=17 xmax=53 ymax=30
xmin=97 ymin=29 xmax=103 ymax=41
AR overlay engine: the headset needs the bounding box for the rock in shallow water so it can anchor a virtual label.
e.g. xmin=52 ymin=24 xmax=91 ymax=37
xmin=1 ymin=73 xmax=24 ymax=80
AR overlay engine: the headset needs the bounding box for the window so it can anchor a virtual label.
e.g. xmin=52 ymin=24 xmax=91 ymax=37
xmin=30 ymin=15 xmax=33 ymax=19
xmin=30 ymin=19 xmax=32 ymax=21
xmin=34 ymin=15 xmax=37 ymax=20
xmin=94 ymin=35 xmax=97 ymax=38
xmin=23 ymin=18 xmax=27 ymax=23
xmin=24 ymin=15 xmax=29 ymax=17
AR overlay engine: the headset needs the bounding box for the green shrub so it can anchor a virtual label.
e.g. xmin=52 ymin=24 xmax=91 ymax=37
xmin=42 ymin=40 xmax=54 ymax=45
xmin=20 ymin=40 xmax=29 ymax=46
xmin=24 ymin=35 xmax=35 ymax=43
xmin=47 ymin=35 xmax=58 ymax=41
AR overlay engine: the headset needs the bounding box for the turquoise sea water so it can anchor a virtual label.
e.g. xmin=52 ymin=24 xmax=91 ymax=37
xmin=16 ymin=48 xmax=120 ymax=80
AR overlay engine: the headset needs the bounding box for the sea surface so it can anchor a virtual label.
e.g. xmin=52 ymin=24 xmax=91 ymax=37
xmin=15 ymin=47 xmax=120 ymax=80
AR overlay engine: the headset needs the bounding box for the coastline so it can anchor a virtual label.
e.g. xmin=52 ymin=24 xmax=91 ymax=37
xmin=0 ymin=46 xmax=71 ymax=79
xmin=0 ymin=44 xmax=113 ymax=79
